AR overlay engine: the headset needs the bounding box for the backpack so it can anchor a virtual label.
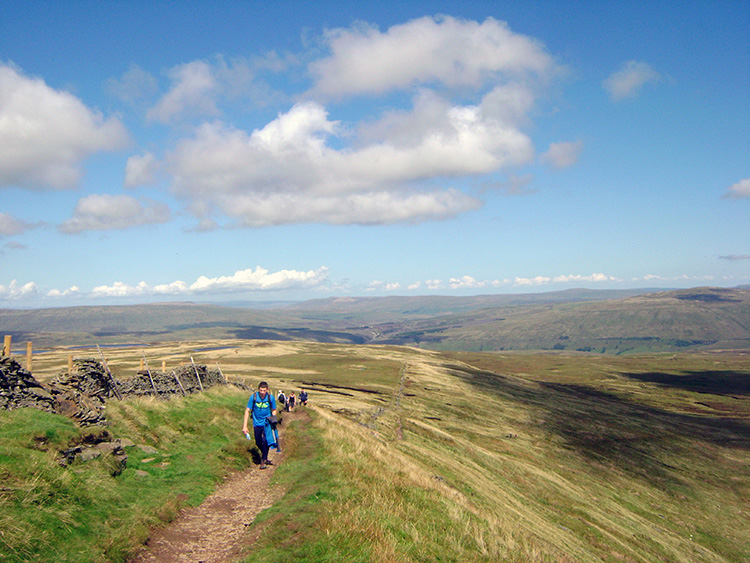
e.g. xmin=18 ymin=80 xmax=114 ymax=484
xmin=251 ymin=392 xmax=274 ymax=412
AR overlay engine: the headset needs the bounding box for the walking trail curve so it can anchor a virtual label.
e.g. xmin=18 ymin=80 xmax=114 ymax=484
xmin=129 ymin=409 xmax=300 ymax=563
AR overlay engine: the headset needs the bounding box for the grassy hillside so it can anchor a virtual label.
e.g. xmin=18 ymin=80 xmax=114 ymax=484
xmin=0 ymin=302 xmax=294 ymax=344
xmin=279 ymin=288 xmax=660 ymax=322
xmin=245 ymin=344 xmax=750 ymax=562
xmin=0 ymin=303 xmax=367 ymax=348
xmin=2 ymin=340 xmax=748 ymax=561
xmin=2 ymin=287 xmax=749 ymax=353
xmin=373 ymin=287 xmax=750 ymax=353
xmin=0 ymin=386 xmax=253 ymax=562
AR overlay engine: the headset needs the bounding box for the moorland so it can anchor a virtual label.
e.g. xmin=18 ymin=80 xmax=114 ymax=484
xmin=1 ymin=286 xmax=749 ymax=562
xmin=2 ymin=286 xmax=750 ymax=354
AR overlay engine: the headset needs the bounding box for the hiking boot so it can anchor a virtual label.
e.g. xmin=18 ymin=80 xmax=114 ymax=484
xmin=263 ymin=459 xmax=274 ymax=466
xmin=260 ymin=461 xmax=267 ymax=470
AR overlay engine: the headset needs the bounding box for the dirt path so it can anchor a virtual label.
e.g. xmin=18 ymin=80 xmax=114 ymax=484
xmin=129 ymin=410 xmax=299 ymax=563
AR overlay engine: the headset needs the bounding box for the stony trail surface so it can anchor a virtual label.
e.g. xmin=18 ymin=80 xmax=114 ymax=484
xmin=129 ymin=410 xmax=299 ymax=563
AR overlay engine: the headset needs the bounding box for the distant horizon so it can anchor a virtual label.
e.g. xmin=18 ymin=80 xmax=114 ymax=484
xmin=3 ymin=283 xmax=749 ymax=311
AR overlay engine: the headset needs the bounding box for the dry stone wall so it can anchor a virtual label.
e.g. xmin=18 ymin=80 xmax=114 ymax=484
xmin=0 ymin=356 xmax=56 ymax=412
xmin=117 ymin=363 xmax=227 ymax=397
xmin=1 ymin=356 xmax=234 ymax=425
xmin=2 ymin=354 xmax=240 ymax=470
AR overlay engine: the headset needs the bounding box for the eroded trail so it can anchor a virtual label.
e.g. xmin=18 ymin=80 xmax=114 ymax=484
xmin=130 ymin=410 xmax=299 ymax=563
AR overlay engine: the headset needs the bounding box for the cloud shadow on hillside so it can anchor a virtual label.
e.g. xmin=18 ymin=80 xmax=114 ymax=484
xmin=232 ymin=326 xmax=367 ymax=344
xmin=619 ymin=370 xmax=750 ymax=396
xmin=451 ymin=365 xmax=750 ymax=486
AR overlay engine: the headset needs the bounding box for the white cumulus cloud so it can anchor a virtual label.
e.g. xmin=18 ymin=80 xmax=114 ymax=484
xmin=168 ymin=102 xmax=489 ymax=226
xmin=160 ymin=16 xmax=563 ymax=227
xmin=310 ymin=15 xmax=556 ymax=98
xmin=0 ymin=279 xmax=37 ymax=300
xmin=485 ymin=173 xmax=536 ymax=195
xmin=603 ymin=60 xmax=661 ymax=101
xmin=190 ymin=266 xmax=329 ymax=293
xmin=124 ymin=152 xmax=160 ymax=188
xmin=541 ymin=141 xmax=583 ymax=169
xmin=367 ymin=280 xmax=401 ymax=291
xmin=0 ymin=63 xmax=129 ymax=190
xmin=147 ymin=60 xmax=219 ymax=123
xmin=59 ymin=194 xmax=170 ymax=234
xmin=724 ymin=178 xmax=750 ymax=199
xmin=47 ymin=286 xmax=81 ymax=298
xmin=449 ymin=275 xmax=486 ymax=289
xmin=106 ymin=63 xmax=159 ymax=104
xmin=552 ymin=273 xmax=618 ymax=283
xmin=90 ymin=281 xmax=151 ymax=298
xmin=80 ymin=266 xmax=329 ymax=299
xmin=358 ymin=88 xmax=535 ymax=167
xmin=0 ymin=211 xmax=30 ymax=236
xmin=513 ymin=273 xmax=618 ymax=286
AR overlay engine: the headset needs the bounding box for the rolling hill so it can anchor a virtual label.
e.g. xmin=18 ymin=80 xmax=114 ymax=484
xmin=1 ymin=286 xmax=749 ymax=353
xmin=2 ymin=339 xmax=749 ymax=561
xmin=365 ymin=287 xmax=750 ymax=353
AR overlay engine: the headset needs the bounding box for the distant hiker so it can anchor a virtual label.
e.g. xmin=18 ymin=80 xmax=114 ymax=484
xmin=242 ymin=381 xmax=278 ymax=470
xmin=277 ymin=390 xmax=286 ymax=406
xmin=288 ymin=391 xmax=296 ymax=411
xmin=299 ymin=388 xmax=308 ymax=406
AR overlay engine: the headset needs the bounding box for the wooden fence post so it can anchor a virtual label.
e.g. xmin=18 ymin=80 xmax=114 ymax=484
xmin=97 ymin=345 xmax=122 ymax=400
xmin=141 ymin=351 xmax=157 ymax=395
xmin=190 ymin=356 xmax=204 ymax=391
xmin=2 ymin=335 xmax=11 ymax=356
xmin=26 ymin=342 xmax=32 ymax=371
xmin=171 ymin=370 xmax=186 ymax=395
xmin=68 ymin=355 xmax=74 ymax=374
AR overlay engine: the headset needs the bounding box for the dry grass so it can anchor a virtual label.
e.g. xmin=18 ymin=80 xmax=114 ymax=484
xmin=285 ymin=347 xmax=749 ymax=562
xmin=7 ymin=339 xmax=749 ymax=561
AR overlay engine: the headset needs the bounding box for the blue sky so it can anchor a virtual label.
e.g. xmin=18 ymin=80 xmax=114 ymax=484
xmin=1 ymin=1 xmax=748 ymax=307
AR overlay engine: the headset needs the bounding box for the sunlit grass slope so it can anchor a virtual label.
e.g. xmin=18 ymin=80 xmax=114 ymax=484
xmin=239 ymin=344 xmax=750 ymax=562
xmin=1 ymin=340 xmax=748 ymax=562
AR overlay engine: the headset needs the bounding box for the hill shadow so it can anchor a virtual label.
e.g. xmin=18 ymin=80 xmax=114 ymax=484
xmin=232 ymin=326 xmax=367 ymax=344
xmin=450 ymin=364 xmax=750 ymax=487
xmin=619 ymin=370 xmax=750 ymax=397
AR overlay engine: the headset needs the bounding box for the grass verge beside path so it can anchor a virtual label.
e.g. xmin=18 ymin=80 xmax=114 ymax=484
xmin=0 ymin=386 xmax=255 ymax=563
xmin=240 ymin=403 xmax=550 ymax=563
xmin=238 ymin=407 xmax=373 ymax=563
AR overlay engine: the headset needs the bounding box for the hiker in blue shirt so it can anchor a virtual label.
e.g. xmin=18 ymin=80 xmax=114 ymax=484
xmin=242 ymin=381 xmax=277 ymax=470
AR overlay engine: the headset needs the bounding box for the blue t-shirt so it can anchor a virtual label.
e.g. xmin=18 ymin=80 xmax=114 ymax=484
xmin=247 ymin=391 xmax=276 ymax=427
